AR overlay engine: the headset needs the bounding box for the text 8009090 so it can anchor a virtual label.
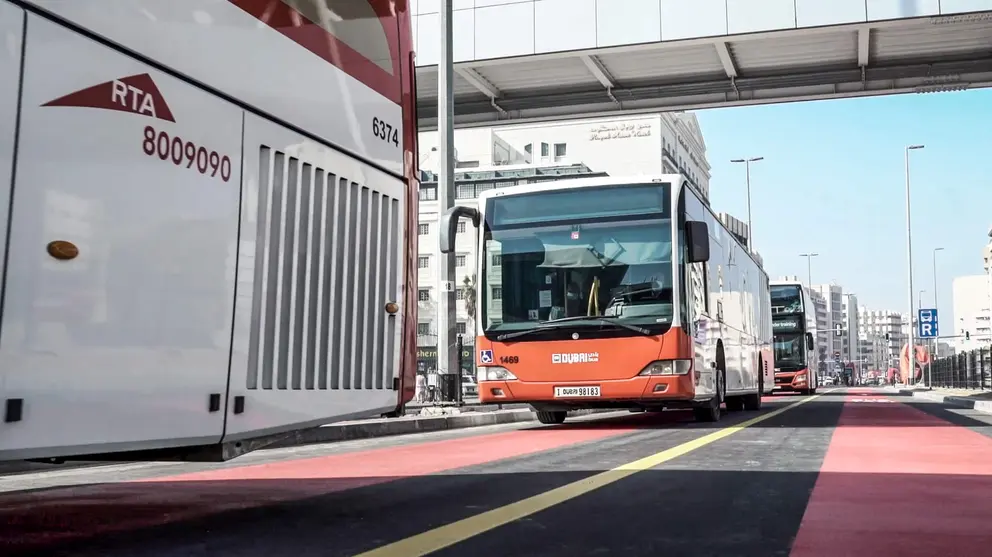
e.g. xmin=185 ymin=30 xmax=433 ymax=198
xmin=142 ymin=126 xmax=232 ymax=182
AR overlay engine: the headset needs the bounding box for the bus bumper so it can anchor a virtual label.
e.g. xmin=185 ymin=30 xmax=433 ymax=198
xmin=773 ymin=370 xmax=810 ymax=391
xmin=477 ymin=374 xmax=700 ymax=408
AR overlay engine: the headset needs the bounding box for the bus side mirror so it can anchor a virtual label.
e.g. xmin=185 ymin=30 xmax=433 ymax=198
xmin=685 ymin=220 xmax=709 ymax=263
xmin=806 ymin=332 xmax=814 ymax=349
xmin=439 ymin=205 xmax=481 ymax=254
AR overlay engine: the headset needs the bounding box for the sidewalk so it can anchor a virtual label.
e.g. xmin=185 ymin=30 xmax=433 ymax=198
xmin=1 ymin=404 xmax=613 ymax=475
xmin=896 ymin=386 xmax=992 ymax=415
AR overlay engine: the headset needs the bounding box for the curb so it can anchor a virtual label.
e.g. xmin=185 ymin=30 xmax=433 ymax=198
xmin=0 ymin=409 xmax=617 ymax=475
xmin=267 ymin=407 xmax=618 ymax=449
xmin=899 ymin=389 xmax=992 ymax=415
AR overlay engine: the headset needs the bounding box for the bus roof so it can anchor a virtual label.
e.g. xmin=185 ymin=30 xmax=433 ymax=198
xmin=475 ymin=173 xmax=768 ymax=277
xmin=771 ymin=280 xmax=805 ymax=287
xmin=475 ymin=174 xmax=686 ymax=202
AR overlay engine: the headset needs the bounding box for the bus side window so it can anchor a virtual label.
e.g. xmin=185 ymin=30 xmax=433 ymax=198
xmin=287 ymin=0 xmax=398 ymax=74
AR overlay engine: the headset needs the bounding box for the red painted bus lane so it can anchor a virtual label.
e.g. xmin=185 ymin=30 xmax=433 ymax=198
xmin=790 ymin=396 xmax=992 ymax=556
xmin=0 ymin=415 xmax=654 ymax=550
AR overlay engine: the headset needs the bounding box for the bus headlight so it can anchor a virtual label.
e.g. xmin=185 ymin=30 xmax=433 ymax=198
xmin=478 ymin=367 xmax=517 ymax=382
xmin=638 ymin=360 xmax=692 ymax=376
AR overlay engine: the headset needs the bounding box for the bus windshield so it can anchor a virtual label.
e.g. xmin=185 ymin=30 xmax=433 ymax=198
xmin=480 ymin=183 xmax=674 ymax=337
xmin=771 ymin=284 xmax=803 ymax=315
xmin=774 ymin=333 xmax=807 ymax=371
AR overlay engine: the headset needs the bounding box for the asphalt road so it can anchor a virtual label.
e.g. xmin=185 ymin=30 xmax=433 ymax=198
xmin=2 ymin=387 xmax=992 ymax=557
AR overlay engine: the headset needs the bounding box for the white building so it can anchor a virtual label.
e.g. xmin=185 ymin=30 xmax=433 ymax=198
xmin=813 ymin=284 xmax=851 ymax=368
xmin=810 ymin=290 xmax=830 ymax=372
xmin=415 ymin=113 xmax=712 ymax=347
xmin=418 ymin=112 xmax=712 ymax=202
xmin=842 ymin=292 xmax=861 ymax=367
xmin=858 ymin=308 xmax=906 ymax=370
xmin=951 ymin=275 xmax=991 ymax=352
xmin=983 ymin=226 xmax=992 ymax=332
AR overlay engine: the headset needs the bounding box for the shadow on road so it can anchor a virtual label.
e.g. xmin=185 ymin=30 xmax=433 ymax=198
xmin=4 ymin=466 xmax=991 ymax=557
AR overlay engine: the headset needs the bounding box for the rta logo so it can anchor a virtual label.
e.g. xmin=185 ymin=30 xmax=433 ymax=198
xmin=42 ymin=73 xmax=176 ymax=122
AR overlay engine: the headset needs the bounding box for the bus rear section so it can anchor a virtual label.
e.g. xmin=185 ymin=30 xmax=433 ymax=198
xmin=0 ymin=0 xmax=418 ymax=463
xmin=770 ymin=281 xmax=819 ymax=395
xmin=440 ymin=175 xmax=773 ymax=424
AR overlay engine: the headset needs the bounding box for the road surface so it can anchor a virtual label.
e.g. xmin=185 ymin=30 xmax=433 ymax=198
xmin=2 ymin=387 xmax=991 ymax=556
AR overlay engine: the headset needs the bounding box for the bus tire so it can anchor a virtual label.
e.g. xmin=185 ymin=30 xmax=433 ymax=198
xmin=536 ymin=410 xmax=567 ymax=425
xmin=743 ymin=361 xmax=764 ymax=411
xmin=694 ymin=367 xmax=724 ymax=423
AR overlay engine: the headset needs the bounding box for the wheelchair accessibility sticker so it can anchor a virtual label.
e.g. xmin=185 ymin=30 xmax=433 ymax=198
xmin=480 ymin=349 xmax=494 ymax=364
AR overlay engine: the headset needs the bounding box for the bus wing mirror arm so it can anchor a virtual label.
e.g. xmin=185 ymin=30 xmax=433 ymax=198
xmin=685 ymin=220 xmax=710 ymax=263
xmin=440 ymin=206 xmax=481 ymax=254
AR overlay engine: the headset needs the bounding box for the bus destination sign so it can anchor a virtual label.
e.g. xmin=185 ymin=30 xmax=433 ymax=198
xmin=772 ymin=316 xmax=803 ymax=333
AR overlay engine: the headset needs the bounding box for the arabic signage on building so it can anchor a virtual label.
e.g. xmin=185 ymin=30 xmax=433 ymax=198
xmin=589 ymin=122 xmax=652 ymax=141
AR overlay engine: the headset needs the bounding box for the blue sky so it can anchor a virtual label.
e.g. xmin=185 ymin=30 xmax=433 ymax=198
xmin=696 ymin=88 xmax=992 ymax=315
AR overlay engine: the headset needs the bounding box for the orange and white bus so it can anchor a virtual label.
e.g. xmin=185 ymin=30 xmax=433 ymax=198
xmin=441 ymin=175 xmax=773 ymax=424
xmin=769 ymin=280 xmax=820 ymax=394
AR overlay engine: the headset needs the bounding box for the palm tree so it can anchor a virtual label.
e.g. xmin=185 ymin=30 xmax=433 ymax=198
xmin=462 ymin=274 xmax=477 ymax=323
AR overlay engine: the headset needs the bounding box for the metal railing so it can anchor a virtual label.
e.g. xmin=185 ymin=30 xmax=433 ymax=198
xmin=930 ymin=347 xmax=992 ymax=390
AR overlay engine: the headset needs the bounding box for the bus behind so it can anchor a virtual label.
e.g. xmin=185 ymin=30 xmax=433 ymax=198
xmin=770 ymin=281 xmax=819 ymax=394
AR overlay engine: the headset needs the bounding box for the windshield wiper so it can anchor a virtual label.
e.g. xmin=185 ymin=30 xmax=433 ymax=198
xmin=495 ymin=315 xmax=651 ymax=341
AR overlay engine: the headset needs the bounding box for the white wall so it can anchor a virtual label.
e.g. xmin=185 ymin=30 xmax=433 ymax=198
xmin=952 ymin=274 xmax=991 ymax=352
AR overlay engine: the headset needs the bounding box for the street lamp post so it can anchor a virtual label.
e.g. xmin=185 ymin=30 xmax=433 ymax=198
xmin=845 ymin=292 xmax=857 ymax=384
xmin=929 ymin=246 xmax=943 ymax=388
xmin=932 ymin=247 xmax=944 ymax=310
xmin=436 ymin=0 xmax=458 ymax=385
xmin=799 ymin=253 xmax=818 ymax=291
xmin=731 ymin=157 xmax=763 ymax=251
xmin=905 ymin=144 xmax=925 ymax=386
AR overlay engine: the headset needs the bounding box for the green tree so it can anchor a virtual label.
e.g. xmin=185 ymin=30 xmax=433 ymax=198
xmin=462 ymin=274 xmax=477 ymax=323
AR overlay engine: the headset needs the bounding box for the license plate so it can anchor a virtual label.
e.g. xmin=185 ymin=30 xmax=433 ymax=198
xmin=554 ymin=386 xmax=601 ymax=398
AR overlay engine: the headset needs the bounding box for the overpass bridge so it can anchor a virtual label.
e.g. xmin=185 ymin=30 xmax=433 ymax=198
xmin=412 ymin=1 xmax=992 ymax=129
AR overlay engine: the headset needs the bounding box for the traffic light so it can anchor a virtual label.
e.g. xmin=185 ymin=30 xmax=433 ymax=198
xmin=966 ymin=331 xmax=971 ymax=340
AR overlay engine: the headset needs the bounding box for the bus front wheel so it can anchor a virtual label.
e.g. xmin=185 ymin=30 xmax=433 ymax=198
xmin=694 ymin=369 xmax=725 ymax=423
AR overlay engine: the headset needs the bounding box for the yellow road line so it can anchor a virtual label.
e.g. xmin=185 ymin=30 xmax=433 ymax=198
xmin=354 ymin=394 xmax=821 ymax=557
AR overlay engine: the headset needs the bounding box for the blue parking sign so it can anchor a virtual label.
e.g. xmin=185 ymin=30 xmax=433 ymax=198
xmin=918 ymin=308 xmax=938 ymax=339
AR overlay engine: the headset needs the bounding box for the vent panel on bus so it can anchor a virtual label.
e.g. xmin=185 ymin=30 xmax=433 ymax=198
xmin=246 ymin=147 xmax=400 ymax=391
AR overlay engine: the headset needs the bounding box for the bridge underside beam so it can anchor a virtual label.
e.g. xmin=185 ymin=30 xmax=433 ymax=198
xmin=415 ymin=17 xmax=992 ymax=130
xmin=417 ymin=58 xmax=990 ymax=130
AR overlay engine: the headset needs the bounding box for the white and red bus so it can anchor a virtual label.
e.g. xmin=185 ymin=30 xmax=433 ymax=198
xmin=0 ymin=0 xmax=418 ymax=462
xmin=441 ymin=175 xmax=774 ymax=424
xmin=769 ymin=280 xmax=819 ymax=394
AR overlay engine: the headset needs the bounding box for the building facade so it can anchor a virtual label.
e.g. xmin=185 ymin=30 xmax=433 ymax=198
xmin=418 ymin=112 xmax=712 ymax=202
xmin=812 ymin=284 xmax=859 ymax=371
xmin=858 ymin=309 xmax=906 ymax=371
xmin=951 ymin=274 xmax=991 ymax=352
xmin=810 ymin=290 xmax=830 ymax=372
